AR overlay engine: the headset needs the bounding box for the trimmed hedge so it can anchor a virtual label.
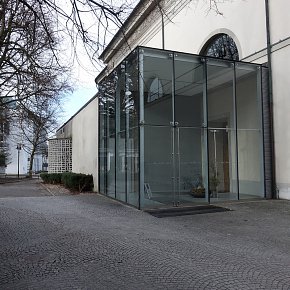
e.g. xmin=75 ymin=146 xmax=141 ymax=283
xmin=61 ymin=172 xmax=94 ymax=192
xmin=40 ymin=173 xmax=62 ymax=184
xmin=40 ymin=172 xmax=94 ymax=192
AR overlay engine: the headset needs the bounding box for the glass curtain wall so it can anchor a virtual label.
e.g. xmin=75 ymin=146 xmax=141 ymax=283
xmin=99 ymin=74 xmax=117 ymax=199
xmin=98 ymin=51 xmax=139 ymax=207
xmin=98 ymin=46 xmax=266 ymax=209
xmin=175 ymin=54 xmax=208 ymax=204
xmin=126 ymin=52 xmax=140 ymax=207
xmin=116 ymin=64 xmax=126 ymax=202
xmin=142 ymin=49 xmax=174 ymax=208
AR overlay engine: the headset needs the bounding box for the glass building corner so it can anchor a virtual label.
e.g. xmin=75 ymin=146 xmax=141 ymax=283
xmin=98 ymin=47 xmax=267 ymax=209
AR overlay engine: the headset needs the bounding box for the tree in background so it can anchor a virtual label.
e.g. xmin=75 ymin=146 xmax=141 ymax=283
xmin=0 ymin=0 xmax=71 ymax=106
xmin=1 ymin=0 xmax=223 ymax=108
xmin=12 ymin=95 xmax=63 ymax=176
xmin=0 ymin=105 xmax=11 ymax=172
xmin=1 ymin=0 xmax=71 ymax=174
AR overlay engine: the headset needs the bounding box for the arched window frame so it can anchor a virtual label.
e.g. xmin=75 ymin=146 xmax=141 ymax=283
xmin=201 ymin=33 xmax=239 ymax=61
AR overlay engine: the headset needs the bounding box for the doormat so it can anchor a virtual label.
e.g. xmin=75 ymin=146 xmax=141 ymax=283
xmin=145 ymin=205 xmax=231 ymax=218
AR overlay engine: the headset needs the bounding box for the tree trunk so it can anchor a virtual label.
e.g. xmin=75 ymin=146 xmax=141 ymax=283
xmin=29 ymin=147 xmax=36 ymax=177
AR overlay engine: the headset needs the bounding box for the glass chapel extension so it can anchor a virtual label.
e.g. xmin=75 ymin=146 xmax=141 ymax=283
xmin=98 ymin=47 xmax=269 ymax=210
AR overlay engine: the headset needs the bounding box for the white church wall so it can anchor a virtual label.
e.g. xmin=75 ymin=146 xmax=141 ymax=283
xmin=71 ymin=97 xmax=99 ymax=192
xmin=272 ymin=45 xmax=290 ymax=199
xmin=269 ymin=0 xmax=290 ymax=44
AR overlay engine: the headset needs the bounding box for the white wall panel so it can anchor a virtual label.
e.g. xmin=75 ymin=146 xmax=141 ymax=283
xmin=72 ymin=97 xmax=99 ymax=192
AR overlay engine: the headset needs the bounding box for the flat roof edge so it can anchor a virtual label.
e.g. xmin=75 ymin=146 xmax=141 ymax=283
xmin=56 ymin=93 xmax=98 ymax=133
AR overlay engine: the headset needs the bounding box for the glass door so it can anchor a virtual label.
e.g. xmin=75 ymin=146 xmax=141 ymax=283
xmin=177 ymin=126 xmax=208 ymax=205
xmin=141 ymin=48 xmax=208 ymax=208
xmin=143 ymin=124 xmax=208 ymax=208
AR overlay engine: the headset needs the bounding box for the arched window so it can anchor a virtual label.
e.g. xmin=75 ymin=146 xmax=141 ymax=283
xmin=201 ymin=34 xmax=239 ymax=61
xmin=147 ymin=77 xmax=163 ymax=103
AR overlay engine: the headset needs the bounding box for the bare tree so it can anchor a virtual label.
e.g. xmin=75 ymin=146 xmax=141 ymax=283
xmin=1 ymin=0 xmax=225 ymax=106
xmin=12 ymin=95 xmax=63 ymax=176
xmin=0 ymin=0 xmax=71 ymax=175
xmin=0 ymin=109 xmax=10 ymax=171
xmin=2 ymin=0 xmax=225 ymax=71
xmin=0 ymin=0 xmax=72 ymax=106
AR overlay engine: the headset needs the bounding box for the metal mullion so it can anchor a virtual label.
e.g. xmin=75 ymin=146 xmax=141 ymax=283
xmin=172 ymin=52 xmax=176 ymax=126
xmin=171 ymin=126 xmax=176 ymax=206
xmin=105 ymin=94 xmax=109 ymax=196
xmin=125 ymin=61 xmax=129 ymax=204
xmin=172 ymin=52 xmax=176 ymax=206
xmin=114 ymin=82 xmax=118 ymax=200
xmin=98 ymin=95 xmax=101 ymax=195
xmin=177 ymin=127 xmax=181 ymax=205
xmin=138 ymin=49 xmax=144 ymax=210
xmin=203 ymin=58 xmax=210 ymax=204
xmin=259 ymin=66 xmax=266 ymax=198
xmin=233 ymin=63 xmax=240 ymax=200
xmin=137 ymin=50 xmax=141 ymax=210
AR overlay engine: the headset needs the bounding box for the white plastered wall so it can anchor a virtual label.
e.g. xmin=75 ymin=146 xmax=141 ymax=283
xmin=272 ymin=46 xmax=290 ymax=199
xmin=268 ymin=0 xmax=290 ymax=199
xmin=143 ymin=0 xmax=267 ymax=60
xmin=269 ymin=0 xmax=290 ymax=44
xmin=71 ymin=97 xmax=99 ymax=192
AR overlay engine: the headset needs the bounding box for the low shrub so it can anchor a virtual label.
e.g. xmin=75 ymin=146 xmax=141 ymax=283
xmin=40 ymin=173 xmax=49 ymax=183
xmin=62 ymin=172 xmax=94 ymax=192
xmin=40 ymin=172 xmax=94 ymax=192
xmin=50 ymin=173 xmax=62 ymax=184
xmin=40 ymin=172 xmax=62 ymax=184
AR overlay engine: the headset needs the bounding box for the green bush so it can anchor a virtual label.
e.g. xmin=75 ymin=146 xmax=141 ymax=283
xmin=62 ymin=172 xmax=94 ymax=192
xmin=40 ymin=173 xmax=49 ymax=183
xmin=61 ymin=172 xmax=71 ymax=188
xmin=40 ymin=172 xmax=62 ymax=184
xmin=40 ymin=172 xmax=94 ymax=192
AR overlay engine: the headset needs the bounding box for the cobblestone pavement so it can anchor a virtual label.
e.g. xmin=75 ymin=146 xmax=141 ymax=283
xmin=0 ymin=182 xmax=290 ymax=289
xmin=0 ymin=179 xmax=53 ymax=198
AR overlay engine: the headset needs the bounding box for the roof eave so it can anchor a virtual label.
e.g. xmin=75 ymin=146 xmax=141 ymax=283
xmin=99 ymin=0 xmax=158 ymax=64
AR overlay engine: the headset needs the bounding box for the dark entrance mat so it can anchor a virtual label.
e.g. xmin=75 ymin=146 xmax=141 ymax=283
xmin=145 ymin=205 xmax=231 ymax=218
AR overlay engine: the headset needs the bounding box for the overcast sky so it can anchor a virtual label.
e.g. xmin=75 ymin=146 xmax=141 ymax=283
xmin=61 ymin=58 xmax=99 ymax=123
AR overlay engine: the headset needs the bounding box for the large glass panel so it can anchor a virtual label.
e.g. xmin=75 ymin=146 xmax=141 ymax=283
xmin=99 ymin=139 xmax=106 ymax=195
xmin=116 ymin=132 xmax=126 ymax=201
xmin=126 ymin=127 xmax=139 ymax=207
xmin=126 ymin=50 xmax=139 ymax=129
xmin=208 ymin=128 xmax=237 ymax=200
xmin=175 ymin=54 xmax=204 ymax=127
xmin=142 ymin=48 xmax=173 ymax=126
xmin=207 ymin=59 xmax=238 ymax=201
xmin=178 ymin=127 xmax=208 ymax=204
xmin=142 ymin=125 xmax=173 ymax=208
xmin=116 ymin=64 xmax=126 ymax=202
xmin=105 ymin=75 xmax=116 ymax=198
xmin=98 ymin=86 xmax=106 ymax=195
xmin=174 ymin=54 xmax=208 ymax=204
xmin=236 ymin=64 xmax=264 ymax=198
xmin=142 ymin=125 xmax=208 ymax=208
xmin=107 ymin=136 xmax=115 ymax=197
xmin=126 ymin=52 xmax=140 ymax=207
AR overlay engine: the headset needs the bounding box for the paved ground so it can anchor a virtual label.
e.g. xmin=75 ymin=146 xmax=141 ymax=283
xmin=0 ymin=179 xmax=52 ymax=198
xmin=1 ymin=181 xmax=290 ymax=289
